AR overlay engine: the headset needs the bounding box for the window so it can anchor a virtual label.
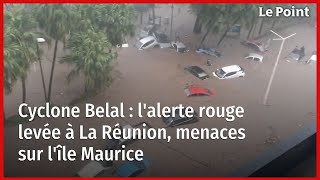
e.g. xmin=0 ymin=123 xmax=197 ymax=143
xmin=142 ymin=40 xmax=155 ymax=48
xmin=226 ymin=71 xmax=237 ymax=77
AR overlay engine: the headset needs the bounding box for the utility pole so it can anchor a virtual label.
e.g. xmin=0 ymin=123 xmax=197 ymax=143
xmin=263 ymin=30 xmax=296 ymax=105
xmin=170 ymin=4 xmax=174 ymax=41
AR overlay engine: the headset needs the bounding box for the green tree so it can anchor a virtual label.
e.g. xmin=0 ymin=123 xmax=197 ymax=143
xmin=33 ymin=4 xmax=74 ymax=103
xmin=4 ymin=6 xmax=38 ymax=111
xmin=61 ymin=29 xmax=115 ymax=93
xmin=74 ymin=4 xmax=135 ymax=46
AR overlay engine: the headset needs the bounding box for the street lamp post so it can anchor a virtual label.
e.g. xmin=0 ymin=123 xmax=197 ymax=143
xmin=170 ymin=4 xmax=174 ymax=41
xmin=263 ymin=30 xmax=296 ymax=105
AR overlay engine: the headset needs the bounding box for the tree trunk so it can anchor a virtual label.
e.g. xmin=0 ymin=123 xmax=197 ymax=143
xmin=200 ymin=25 xmax=211 ymax=45
xmin=21 ymin=77 xmax=26 ymax=114
xmin=217 ymin=6 xmax=250 ymax=47
xmin=193 ymin=15 xmax=202 ymax=34
xmin=247 ymin=18 xmax=256 ymax=40
xmin=140 ymin=12 xmax=143 ymax=24
xmin=258 ymin=18 xmax=265 ymax=35
xmin=47 ymin=39 xmax=59 ymax=103
xmin=152 ymin=6 xmax=155 ymax=25
xmin=37 ymin=45 xmax=47 ymax=101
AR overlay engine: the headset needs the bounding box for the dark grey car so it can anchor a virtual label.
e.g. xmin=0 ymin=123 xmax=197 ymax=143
xmin=162 ymin=108 xmax=199 ymax=127
xmin=185 ymin=66 xmax=209 ymax=80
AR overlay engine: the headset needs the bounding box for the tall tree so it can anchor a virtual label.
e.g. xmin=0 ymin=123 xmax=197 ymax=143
xmin=73 ymin=4 xmax=135 ymax=46
xmin=4 ymin=6 xmax=38 ymax=112
xmin=33 ymin=4 xmax=74 ymax=103
xmin=61 ymin=29 xmax=115 ymax=93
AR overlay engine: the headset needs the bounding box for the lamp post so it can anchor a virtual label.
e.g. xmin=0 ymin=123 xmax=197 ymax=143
xmin=170 ymin=4 xmax=174 ymax=41
xmin=263 ymin=30 xmax=296 ymax=105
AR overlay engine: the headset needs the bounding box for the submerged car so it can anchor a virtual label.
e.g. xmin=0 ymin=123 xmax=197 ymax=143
xmin=162 ymin=108 xmax=199 ymax=127
xmin=171 ymin=42 xmax=188 ymax=53
xmin=116 ymin=159 xmax=150 ymax=177
xmin=184 ymin=86 xmax=215 ymax=97
xmin=287 ymin=46 xmax=305 ymax=61
xmin=135 ymin=36 xmax=158 ymax=50
xmin=241 ymin=40 xmax=268 ymax=53
xmin=185 ymin=66 xmax=209 ymax=80
xmin=196 ymin=48 xmax=221 ymax=58
xmin=307 ymin=51 xmax=316 ymax=64
xmin=138 ymin=24 xmax=157 ymax=40
xmin=152 ymin=32 xmax=171 ymax=48
xmin=213 ymin=65 xmax=245 ymax=79
xmin=244 ymin=53 xmax=264 ymax=62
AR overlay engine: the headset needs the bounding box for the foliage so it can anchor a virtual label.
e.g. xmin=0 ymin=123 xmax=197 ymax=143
xmin=62 ymin=28 xmax=115 ymax=92
xmin=4 ymin=6 xmax=38 ymax=94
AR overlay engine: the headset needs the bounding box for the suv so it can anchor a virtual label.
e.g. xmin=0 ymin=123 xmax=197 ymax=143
xmin=185 ymin=66 xmax=209 ymax=80
xmin=213 ymin=65 xmax=245 ymax=79
xmin=162 ymin=108 xmax=199 ymax=127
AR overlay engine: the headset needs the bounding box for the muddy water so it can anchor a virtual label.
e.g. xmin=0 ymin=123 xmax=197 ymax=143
xmin=4 ymin=4 xmax=316 ymax=177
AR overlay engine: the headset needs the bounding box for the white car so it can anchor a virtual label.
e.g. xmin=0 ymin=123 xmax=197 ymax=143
xmin=135 ymin=36 xmax=158 ymax=50
xmin=307 ymin=51 xmax=316 ymax=64
xmin=245 ymin=53 xmax=263 ymax=62
xmin=213 ymin=65 xmax=245 ymax=79
xmin=171 ymin=42 xmax=188 ymax=53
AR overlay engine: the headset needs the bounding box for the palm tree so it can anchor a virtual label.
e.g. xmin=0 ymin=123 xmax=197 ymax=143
xmin=61 ymin=29 xmax=114 ymax=93
xmin=75 ymin=4 xmax=135 ymax=46
xmin=33 ymin=4 xmax=74 ymax=103
xmin=4 ymin=6 xmax=38 ymax=112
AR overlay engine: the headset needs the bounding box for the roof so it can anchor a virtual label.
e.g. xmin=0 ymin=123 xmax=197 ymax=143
xmin=221 ymin=65 xmax=242 ymax=73
xmin=139 ymin=36 xmax=155 ymax=44
xmin=185 ymin=86 xmax=214 ymax=96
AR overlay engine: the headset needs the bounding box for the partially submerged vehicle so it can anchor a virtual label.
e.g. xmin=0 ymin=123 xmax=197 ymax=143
xmin=287 ymin=46 xmax=305 ymax=61
xmin=135 ymin=36 xmax=158 ymax=50
xmin=244 ymin=53 xmax=264 ymax=62
xmin=138 ymin=24 xmax=157 ymax=40
xmin=227 ymin=24 xmax=241 ymax=36
xmin=171 ymin=42 xmax=188 ymax=53
xmin=162 ymin=108 xmax=199 ymax=127
xmin=184 ymin=86 xmax=215 ymax=97
xmin=185 ymin=66 xmax=209 ymax=80
xmin=77 ymin=161 xmax=112 ymax=177
xmin=213 ymin=65 xmax=245 ymax=79
xmin=152 ymin=32 xmax=171 ymax=48
xmin=241 ymin=39 xmax=269 ymax=53
xmin=196 ymin=48 xmax=222 ymax=58
xmin=116 ymin=159 xmax=150 ymax=177
xmin=307 ymin=51 xmax=316 ymax=64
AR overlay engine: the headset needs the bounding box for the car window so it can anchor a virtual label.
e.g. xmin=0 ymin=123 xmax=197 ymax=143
xmin=226 ymin=72 xmax=237 ymax=77
xmin=142 ymin=40 xmax=154 ymax=48
xmin=254 ymin=57 xmax=260 ymax=61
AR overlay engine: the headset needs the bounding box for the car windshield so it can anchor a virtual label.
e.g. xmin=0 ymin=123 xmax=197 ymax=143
xmin=215 ymin=69 xmax=226 ymax=78
xmin=135 ymin=41 xmax=143 ymax=48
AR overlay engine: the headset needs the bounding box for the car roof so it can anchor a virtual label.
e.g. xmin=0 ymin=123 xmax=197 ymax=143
xmin=139 ymin=36 xmax=155 ymax=43
xmin=221 ymin=65 xmax=242 ymax=73
xmin=185 ymin=86 xmax=214 ymax=96
xmin=248 ymin=53 xmax=263 ymax=59
xmin=189 ymin=66 xmax=205 ymax=72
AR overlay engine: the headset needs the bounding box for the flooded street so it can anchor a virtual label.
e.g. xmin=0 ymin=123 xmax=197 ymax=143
xmin=4 ymin=4 xmax=316 ymax=177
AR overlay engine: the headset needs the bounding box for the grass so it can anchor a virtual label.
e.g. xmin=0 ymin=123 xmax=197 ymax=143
xmin=5 ymin=114 xmax=30 ymax=127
